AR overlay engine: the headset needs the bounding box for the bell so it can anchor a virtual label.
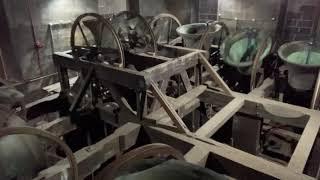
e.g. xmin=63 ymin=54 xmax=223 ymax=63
xmin=278 ymin=41 xmax=320 ymax=91
xmin=220 ymin=29 xmax=272 ymax=75
xmin=176 ymin=23 xmax=222 ymax=49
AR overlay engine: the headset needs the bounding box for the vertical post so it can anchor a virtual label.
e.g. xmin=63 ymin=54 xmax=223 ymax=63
xmin=57 ymin=65 xmax=70 ymax=93
xmin=0 ymin=48 xmax=7 ymax=80
xmin=126 ymin=0 xmax=140 ymax=13
xmin=232 ymin=114 xmax=262 ymax=155
xmin=311 ymin=70 xmax=320 ymax=109
xmin=136 ymin=90 xmax=146 ymax=120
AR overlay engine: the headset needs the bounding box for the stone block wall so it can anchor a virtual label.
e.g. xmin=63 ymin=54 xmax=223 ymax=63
xmin=198 ymin=0 xmax=319 ymax=42
xmin=284 ymin=0 xmax=319 ymax=41
xmin=0 ymin=0 xmax=99 ymax=91
xmin=199 ymin=0 xmax=218 ymax=22
xmin=0 ymin=0 xmax=130 ymax=94
xmin=138 ymin=0 xmax=199 ymax=24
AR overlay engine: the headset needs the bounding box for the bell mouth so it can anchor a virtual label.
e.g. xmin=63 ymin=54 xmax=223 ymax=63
xmin=221 ymin=30 xmax=272 ymax=69
xmin=278 ymin=41 xmax=320 ymax=68
xmin=176 ymin=23 xmax=222 ymax=38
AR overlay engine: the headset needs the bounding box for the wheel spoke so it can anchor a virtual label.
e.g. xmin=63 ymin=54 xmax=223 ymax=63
xmin=77 ymin=22 xmax=90 ymax=47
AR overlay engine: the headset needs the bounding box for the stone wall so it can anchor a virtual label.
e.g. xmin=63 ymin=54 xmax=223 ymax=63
xmin=284 ymin=0 xmax=319 ymax=42
xmin=0 ymin=0 xmax=130 ymax=94
xmin=0 ymin=0 xmax=99 ymax=93
xmin=99 ymin=0 xmax=127 ymax=15
xmin=199 ymin=0 xmax=218 ymax=22
xmin=198 ymin=0 xmax=319 ymax=41
xmin=138 ymin=0 xmax=199 ymax=24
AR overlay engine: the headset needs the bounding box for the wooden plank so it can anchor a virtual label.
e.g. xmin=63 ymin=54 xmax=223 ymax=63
xmin=145 ymin=85 xmax=207 ymax=121
xmin=256 ymin=104 xmax=309 ymax=128
xmin=159 ymin=99 xmax=200 ymax=125
xmin=169 ymin=36 xmax=182 ymax=46
xmin=149 ymin=127 xmax=314 ymax=180
xmin=53 ymin=53 xmax=147 ymax=90
xmin=144 ymin=51 xmax=199 ymax=82
xmin=37 ymin=117 xmax=76 ymax=137
xmin=249 ymin=78 xmax=274 ymax=98
xmin=25 ymin=93 xmax=59 ymax=109
xmin=234 ymin=91 xmax=320 ymax=118
xmin=151 ymin=80 xmax=169 ymax=111
xmin=199 ymin=53 xmax=233 ymax=96
xmin=201 ymin=89 xmax=318 ymax=127
xmin=34 ymin=123 xmax=141 ymax=180
xmin=180 ymin=70 xmax=193 ymax=91
xmin=43 ymin=76 xmax=78 ymax=93
xmin=196 ymin=98 xmax=245 ymax=138
xmin=262 ymin=125 xmax=301 ymax=141
xmin=288 ymin=116 xmax=320 ymax=173
xmin=150 ymin=80 xmax=191 ymax=134
xmin=162 ymin=44 xmax=207 ymax=54
xmin=184 ymin=146 xmax=210 ymax=167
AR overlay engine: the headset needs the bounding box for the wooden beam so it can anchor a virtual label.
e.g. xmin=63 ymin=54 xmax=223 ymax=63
xmin=150 ymin=80 xmax=191 ymax=134
xmin=184 ymin=146 xmax=210 ymax=167
xmin=159 ymin=99 xmax=200 ymax=125
xmin=145 ymin=85 xmax=207 ymax=121
xmin=162 ymin=44 xmax=207 ymax=54
xmin=149 ymin=127 xmax=314 ymax=180
xmin=249 ymin=78 xmax=274 ymax=98
xmin=43 ymin=76 xmax=78 ymax=93
xmin=257 ymin=104 xmax=309 ymax=128
xmin=34 ymin=123 xmax=141 ymax=180
xmin=201 ymin=89 xmax=317 ymax=128
xmin=151 ymin=80 xmax=169 ymax=111
xmin=288 ymin=116 xmax=320 ymax=173
xmin=54 ymin=53 xmax=147 ymax=90
xmin=195 ymin=98 xmax=245 ymax=138
xmin=199 ymin=53 xmax=233 ymax=96
xmin=180 ymin=70 xmax=193 ymax=91
xmin=37 ymin=117 xmax=76 ymax=137
xmin=145 ymin=51 xmax=199 ymax=82
xmin=262 ymin=125 xmax=301 ymax=141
